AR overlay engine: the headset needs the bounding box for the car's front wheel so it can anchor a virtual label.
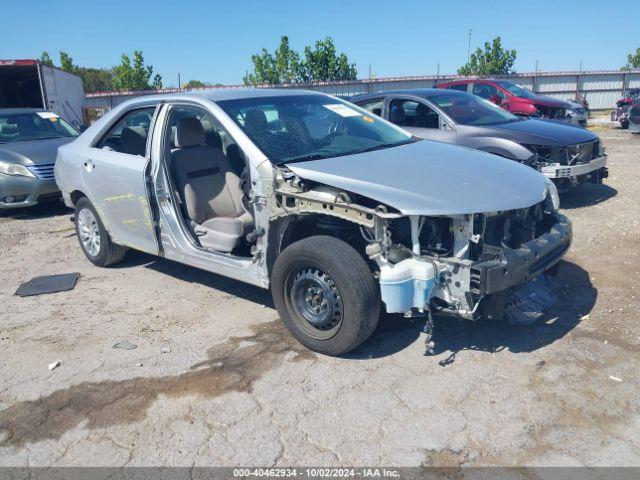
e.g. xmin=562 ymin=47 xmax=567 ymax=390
xmin=74 ymin=197 xmax=127 ymax=267
xmin=271 ymin=235 xmax=380 ymax=356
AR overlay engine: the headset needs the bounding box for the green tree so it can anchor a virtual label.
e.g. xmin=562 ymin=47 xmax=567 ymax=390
xmin=243 ymin=48 xmax=279 ymax=85
xmin=298 ymin=37 xmax=357 ymax=82
xmin=59 ymin=51 xmax=79 ymax=74
xmin=622 ymin=47 xmax=640 ymax=70
xmin=244 ymin=35 xmax=357 ymax=85
xmin=79 ymin=68 xmax=114 ymax=93
xmin=183 ymin=79 xmax=208 ymax=89
xmin=40 ymin=51 xmax=54 ymax=66
xmin=112 ymin=50 xmax=159 ymax=91
xmin=152 ymin=73 xmax=163 ymax=90
xmin=457 ymin=36 xmax=517 ymax=76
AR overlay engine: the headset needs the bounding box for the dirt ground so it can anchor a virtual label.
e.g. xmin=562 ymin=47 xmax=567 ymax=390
xmin=0 ymin=127 xmax=639 ymax=467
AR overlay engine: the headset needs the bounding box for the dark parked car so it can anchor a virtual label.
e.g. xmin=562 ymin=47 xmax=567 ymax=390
xmin=351 ymin=89 xmax=607 ymax=190
xmin=0 ymin=108 xmax=79 ymax=210
xmin=436 ymin=79 xmax=586 ymax=126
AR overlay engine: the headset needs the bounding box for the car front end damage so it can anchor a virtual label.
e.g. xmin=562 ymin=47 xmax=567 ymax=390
xmin=271 ymin=170 xmax=571 ymax=350
xmin=526 ymin=139 xmax=608 ymax=189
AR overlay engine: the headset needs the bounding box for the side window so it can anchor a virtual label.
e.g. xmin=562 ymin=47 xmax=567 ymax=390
xmin=357 ymin=98 xmax=384 ymax=117
xmin=473 ymin=84 xmax=505 ymax=106
xmin=389 ymin=99 xmax=420 ymax=127
xmin=96 ymin=107 xmax=156 ymax=156
xmin=414 ymin=102 xmax=441 ymax=129
xmin=447 ymin=83 xmax=468 ymax=92
xmin=165 ymin=105 xmax=246 ymax=176
xmin=473 ymin=83 xmax=499 ymax=100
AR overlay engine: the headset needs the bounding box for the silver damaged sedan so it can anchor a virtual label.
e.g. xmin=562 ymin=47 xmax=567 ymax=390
xmin=55 ymin=90 xmax=571 ymax=355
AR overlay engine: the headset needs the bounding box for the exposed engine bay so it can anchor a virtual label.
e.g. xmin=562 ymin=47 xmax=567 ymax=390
xmin=270 ymin=168 xmax=572 ymax=329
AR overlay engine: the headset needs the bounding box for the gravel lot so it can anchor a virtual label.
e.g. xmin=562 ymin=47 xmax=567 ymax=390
xmin=0 ymin=127 xmax=638 ymax=467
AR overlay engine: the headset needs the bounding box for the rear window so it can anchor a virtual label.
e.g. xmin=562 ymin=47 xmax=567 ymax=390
xmin=446 ymin=83 xmax=468 ymax=92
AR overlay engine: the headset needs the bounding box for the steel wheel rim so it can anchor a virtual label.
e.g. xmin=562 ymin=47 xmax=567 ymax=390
xmin=287 ymin=267 xmax=343 ymax=340
xmin=77 ymin=208 xmax=101 ymax=257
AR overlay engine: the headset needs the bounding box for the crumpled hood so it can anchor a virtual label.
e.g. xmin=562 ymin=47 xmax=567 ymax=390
xmin=286 ymin=140 xmax=548 ymax=216
xmin=487 ymin=118 xmax=597 ymax=146
xmin=0 ymin=137 xmax=73 ymax=165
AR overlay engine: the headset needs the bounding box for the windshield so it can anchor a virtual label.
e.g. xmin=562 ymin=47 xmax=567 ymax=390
xmin=430 ymin=92 xmax=520 ymax=126
xmin=217 ymin=95 xmax=413 ymax=164
xmin=495 ymin=81 xmax=536 ymax=99
xmin=0 ymin=112 xmax=79 ymax=144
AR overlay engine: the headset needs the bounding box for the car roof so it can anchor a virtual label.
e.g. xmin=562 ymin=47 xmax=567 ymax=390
xmin=438 ymin=78 xmax=512 ymax=84
xmin=0 ymin=108 xmax=44 ymax=115
xmin=118 ymin=88 xmax=327 ymax=108
xmin=352 ymin=88 xmax=469 ymax=102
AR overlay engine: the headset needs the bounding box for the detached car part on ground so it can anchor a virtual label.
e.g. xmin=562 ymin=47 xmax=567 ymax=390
xmin=0 ymin=109 xmax=79 ymax=209
xmin=437 ymin=79 xmax=587 ymax=126
xmin=352 ymin=89 xmax=607 ymax=191
xmin=55 ymin=90 xmax=571 ymax=356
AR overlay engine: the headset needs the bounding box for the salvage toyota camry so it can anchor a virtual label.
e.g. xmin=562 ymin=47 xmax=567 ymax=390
xmin=55 ymin=90 xmax=571 ymax=355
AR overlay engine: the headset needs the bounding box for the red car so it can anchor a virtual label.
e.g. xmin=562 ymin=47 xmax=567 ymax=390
xmin=611 ymin=89 xmax=640 ymax=129
xmin=436 ymin=79 xmax=586 ymax=126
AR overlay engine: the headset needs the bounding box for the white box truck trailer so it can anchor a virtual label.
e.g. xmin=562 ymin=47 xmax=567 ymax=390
xmin=0 ymin=59 xmax=86 ymax=127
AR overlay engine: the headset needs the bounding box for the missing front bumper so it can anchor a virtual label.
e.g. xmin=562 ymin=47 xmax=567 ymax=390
xmin=470 ymin=213 xmax=572 ymax=296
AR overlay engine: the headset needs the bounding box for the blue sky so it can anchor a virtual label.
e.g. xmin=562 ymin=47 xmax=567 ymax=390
xmin=1 ymin=0 xmax=638 ymax=87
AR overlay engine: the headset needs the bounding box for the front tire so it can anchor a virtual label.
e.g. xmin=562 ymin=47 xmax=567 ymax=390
xmin=74 ymin=197 xmax=127 ymax=267
xmin=271 ymin=236 xmax=380 ymax=356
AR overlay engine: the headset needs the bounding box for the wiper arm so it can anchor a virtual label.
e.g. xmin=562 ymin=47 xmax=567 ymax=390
xmin=283 ymin=153 xmax=327 ymax=163
xmin=354 ymin=141 xmax=411 ymax=155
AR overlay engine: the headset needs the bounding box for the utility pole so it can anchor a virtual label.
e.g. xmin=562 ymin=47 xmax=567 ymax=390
xmin=467 ymin=28 xmax=472 ymax=63
xmin=178 ymin=73 xmax=181 ymax=90
xmin=436 ymin=62 xmax=440 ymax=85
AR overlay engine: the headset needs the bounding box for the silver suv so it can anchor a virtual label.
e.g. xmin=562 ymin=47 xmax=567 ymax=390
xmin=55 ymin=90 xmax=571 ymax=355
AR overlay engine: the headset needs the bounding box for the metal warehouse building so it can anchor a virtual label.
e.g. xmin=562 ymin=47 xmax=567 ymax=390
xmin=85 ymin=69 xmax=640 ymax=114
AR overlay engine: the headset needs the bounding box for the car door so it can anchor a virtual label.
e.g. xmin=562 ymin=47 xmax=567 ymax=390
xmin=386 ymin=97 xmax=456 ymax=143
xmin=82 ymin=106 xmax=160 ymax=255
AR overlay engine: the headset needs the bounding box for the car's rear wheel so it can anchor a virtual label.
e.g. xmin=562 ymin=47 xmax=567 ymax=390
xmin=272 ymin=235 xmax=380 ymax=356
xmin=74 ymin=197 xmax=126 ymax=267
xmin=621 ymin=120 xmax=630 ymax=129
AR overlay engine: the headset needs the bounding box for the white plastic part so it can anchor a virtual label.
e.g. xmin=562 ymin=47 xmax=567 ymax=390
xmin=379 ymin=258 xmax=437 ymax=313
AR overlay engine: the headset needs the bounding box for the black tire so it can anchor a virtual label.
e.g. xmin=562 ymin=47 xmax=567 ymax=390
xmin=271 ymin=235 xmax=380 ymax=356
xmin=621 ymin=120 xmax=630 ymax=130
xmin=74 ymin=197 xmax=127 ymax=267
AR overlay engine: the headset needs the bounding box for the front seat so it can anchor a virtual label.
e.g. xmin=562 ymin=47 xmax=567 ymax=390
xmin=171 ymin=117 xmax=253 ymax=252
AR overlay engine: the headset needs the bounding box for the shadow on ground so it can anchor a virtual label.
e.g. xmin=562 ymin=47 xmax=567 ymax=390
xmin=560 ymin=183 xmax=617 ymax=209
xmin=117 ymin=252 xmax=594 ymax=363
xmin=349 ymin=260 xmax=595 ymax=363
xmin=430 ymin=260 xmax=595 ymax=366
xmin=0 ymin=201 xmax=70 ymax=221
